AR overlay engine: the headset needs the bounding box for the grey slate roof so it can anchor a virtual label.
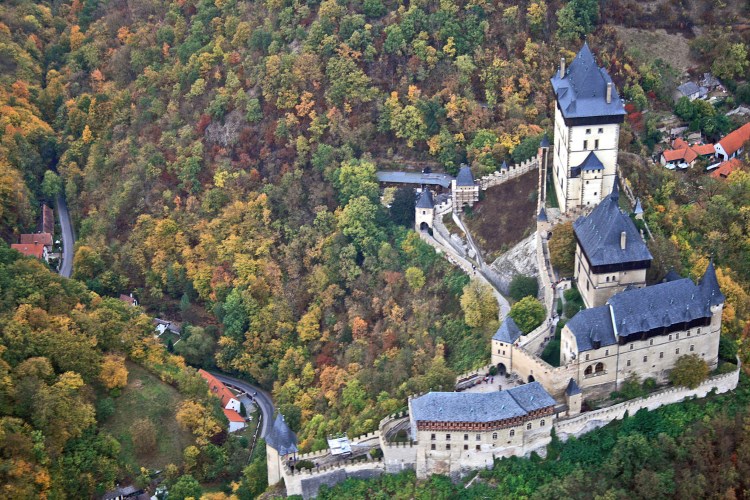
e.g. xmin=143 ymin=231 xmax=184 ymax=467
xmin=539 ymin=135 xmax=550 ymax=148
xmin=501 ymin=160 xmax=509 ymax=170
xmin=537 ymin=207 xmax=548 ymax=222
xmin=566 ymin=306 xmax=617 ymax=352
xmin=410 ymin=382 xmax=555 ymax=424
xmin=573 ymin=185 xmax=653 ymax=267
xmin=579 ymin=151 xmax=604 ymax=171
xmin=566 ymin=378 xmax=581 ymax=396
xmin=376 ymin=171 xmax=453 ymax=188
xmin=634 ymin=197 xmax=643 ymax=215
xmin=663 ymin=268 xmax=682 ymax=282
xmin=416 ymin=189 xmax=434 ymax=209
xmin=677 ymin=81 xmax=700 ymax=97
xmin=456 ymin=165 xmax=475 ymax=186
xmin=699 ymin=260 xmax=725 ymax=307
xmin=550 ymin=43 xmax=626 ymax=120
xmin=266 ymin=414 xmax=298 ymax=455
xmin=492 ymin=316 xmax=524 ymax=344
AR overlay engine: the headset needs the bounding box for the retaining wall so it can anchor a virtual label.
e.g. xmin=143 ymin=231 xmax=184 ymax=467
xmin=283 ymin=456 xmax=386 ymax=499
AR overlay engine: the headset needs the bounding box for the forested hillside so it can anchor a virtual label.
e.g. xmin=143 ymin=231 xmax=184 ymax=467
xmin=3 ymin=0 xmax=750 ymax=496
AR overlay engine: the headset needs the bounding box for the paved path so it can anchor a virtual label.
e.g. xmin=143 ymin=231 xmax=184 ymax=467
xmin=55 ymin=194 xmax=74 ymax=278
xmin=210 ymin=371 xmax=275 ymax=438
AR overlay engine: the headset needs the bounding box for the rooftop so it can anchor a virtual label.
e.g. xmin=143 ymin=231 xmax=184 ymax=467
xmin=711 ymin=158 xmax=743 ymax=179
xmin=198 ymin=369 xmax=237 ymax=408
xmin=573 ymin=183 xmax=652 ymax=267
xmin=223 ymin=408 xmax=245 ymax=423
xmin=10 ymin=243 xmax=46 ymax=259
xmin=566 ymin=378 xmax=581 ymax=396
xmin=376 ymin=171 xmax=453 ymax=188
xmin=718 ymin=122 xmax=750 ymax=156
xmin=550 ymin=43 xmax=626 ymax=120
xmin=410 ymin=382 xmax=556 ymax=424
xmin=566 ymin=305 xmax=617 ymax=352
xmin=579 ymin=151 xmax=604 ymax=171
xmin=455 ymin=165 xmax=475 ymax=186
xmin=416 ymin=189 xmax=434 ymax=209
xmin=492 ymin=316 xmax=524 ymax=344
xmin=267 ymin=413 xmax=298 ymax=455
xmin=20 ymin=232 xmax=53 ymax=247
xmin=677 ymin=81 xmax=700 ymax=96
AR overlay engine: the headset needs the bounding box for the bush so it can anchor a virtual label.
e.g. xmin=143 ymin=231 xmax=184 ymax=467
xmin=719 ymin=335 xmax=738 ymax=362
xmin=556 ymin=298 xmax=563 ymax=316
xmin=508 ymin=275 xmax=540 ymax=302
xmin=489 ymin=365 xmax=498 ymax=376
xmin=509 ymin=296 xmax=546 ymax=334
xmin=541 ymin=339 xmax=560 ymax=367
xmin=669 ymin=354 xmax=709 ymax=389
xmin=563 ymin=287 xmax=581 ymax=302
xmin=370 ymin=448 xmax=384 ymax=459
xmin=296 ymin=460 xmax=315 ymax=471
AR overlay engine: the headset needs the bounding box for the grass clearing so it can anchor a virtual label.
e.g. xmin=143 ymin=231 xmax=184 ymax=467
xmin=101 ymin=362 xmax=195 ymax=473
xmin=612 ymin=26 xmax=694 ymax=73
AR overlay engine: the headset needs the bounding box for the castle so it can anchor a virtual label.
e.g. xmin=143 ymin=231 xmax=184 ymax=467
xmin=264 ymin=43 xmax=737 ymax=498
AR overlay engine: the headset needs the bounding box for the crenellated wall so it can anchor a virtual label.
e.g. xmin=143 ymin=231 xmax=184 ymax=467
xmin=283 ymin=455 xmax=386 ymax=499
xmin=478 ymin=158 xmax=539 ymax=190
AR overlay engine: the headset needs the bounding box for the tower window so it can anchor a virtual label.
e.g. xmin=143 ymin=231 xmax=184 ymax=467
xmin=630 ymin=344 xmax=633 ymax=350
xmin=660 ymin=352 xmax=664 ymax=359
xmin=431 ymin=434 xmax=436 ymax=440
xmin=464 ymin=444 xmax=468 ymax=450
xmin=627 ymin=360 xmax=631 ymax=366
xmin=643 ymin=356 xmax=648 ymax=362
xmin=431 ymin=444 xmax=436 ymax=450
xmin=586 ymin=128 xmax=591 ymax=134
xmin=527 ymin=422 xmax=532 ymax=430
xmin=446 ymin=444 xmax=451 ymax=450
xmin=676 ymin=348 xmax=680 ymax=354
xmin=595 ymin=139 xmax=599 ymax=149
xmin=690 ymin=345 xmax=695 ymax=352
xmin=583 ymin=140 xmax=588 ymax=149
xmin=476 ymin=445 xmax=481 ymax=451
xmin=464 ymin=434 xmax=468 ymax=441
xmin=510 ymin=430 xmax=515 ymax=437
xmin=492 ymin=433 xmax=498 ymax=439
xmin=598 ymin=128 xmax=604 ymax=133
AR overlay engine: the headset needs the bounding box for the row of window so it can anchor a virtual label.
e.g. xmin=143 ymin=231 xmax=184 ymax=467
xmin=583 ymin=139 xmax=599 ymax=150
xmin=432 ymin=444 xmax=483 ymax=451
xmin=429 ymin=421 xmax=548 ymax=443
xmin=626 ymin=346 xmax=695 ymax=366
xmin=585 ymin=128 xmax=605 ymax=134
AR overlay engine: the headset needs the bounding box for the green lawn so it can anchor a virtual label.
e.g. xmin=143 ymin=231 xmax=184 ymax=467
xmin=101 ymin=362 xmax=195 ymax=473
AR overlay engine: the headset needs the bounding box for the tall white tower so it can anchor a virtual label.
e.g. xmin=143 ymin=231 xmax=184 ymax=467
xmin=550 ymin=43 xmax=626 ymax=212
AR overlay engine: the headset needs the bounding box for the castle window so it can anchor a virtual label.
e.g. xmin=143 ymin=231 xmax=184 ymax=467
xmin=676 ymin=348 xmax=680 ymax=354
xmin=476 ymin=445 xmax=481 ymax=451
xmin=605 ymin=350 xmax=609 ymax=356
xmin=669 ymin=335 xmax=672 ymax=341
xmin=650 ymin=339 xmax=653 ymax=346
xmin=503 ymin=350 xmax=506 ymax=355
xmin=660 ymin=352 xmax=664 ymax=359
xmin=587 ymin=281 xmax=589 ymax=291
xmin=492 ymin=433 xmax=498 ymax=439
xmin=627 ymin=360 xmax=631 ymax=367
xmin=431 ymin=434 xmax=435 ymax=440
xmin=595 ymin=362 xmax=604 ymax=373
xmin=464 ymin=434 xmax=468 ymax=441
xmin=630 ymin=344 xmax=633 ymax=350
xmin=598 ymin=128 xmax=604 ymax=133
xmin=540 ymin=420 xmax=546 ymax=427
xmin=595 ymin=139 xmax=599 ymax=149
xmin=446 ymin=444 xmax=451 ymax=450
xmin=643 ymin=356 xmax=648 ymax=362
xmin=606 ymin=276 xmax=609 ymax=282
xmin=676 ymin=333 xmax=679 ymax=339
xmin=446 ymin=434 xmax=451 ymax=440
xmin=527 ymin=422 xmax=532 ymax=430
xmin=431 ymin=444 xmax=436 ymax=450
xmin=510 ymin=430 xmax=515 ymax=437
xmin=464 ymin=444 xmax=468 ymax=450
xmin=586 ymin=128 xmax=591 ymax=134
xmin=690 ymin=345 xmax=695 ymax=352
xmin=698 ymin=328 xmax=701 ymax=334
xmin=687 ymin=330 xmax=691 ymax=337
xmin=584 ymin=365 xmax=593 ymax=375
xmin=476 ymin=434 xmax=481 ymax=441
xmin=594 ymin=192 xmax=597 ymax=196
xmin=583 ymin=140 xmax=588 ymax=149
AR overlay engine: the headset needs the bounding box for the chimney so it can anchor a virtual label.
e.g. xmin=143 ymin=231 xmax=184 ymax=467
xmin=620 ymin=231 xmax=626 ymax=250
xmin=560 ymin=57 xmax=566 ymax=78
xmin=606 ymin=83 xmax=612 ymax=103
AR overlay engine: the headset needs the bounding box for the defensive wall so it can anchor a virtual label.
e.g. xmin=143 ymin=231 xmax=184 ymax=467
xmin=554 ymin=364 xmax=740 ymax=440
xmin=478 ymin=158 xmax=539 ymax=190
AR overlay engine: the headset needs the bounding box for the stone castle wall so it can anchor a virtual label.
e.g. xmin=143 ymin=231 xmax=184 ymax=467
xmin=478 ymin=158 xmax=539 ymax=190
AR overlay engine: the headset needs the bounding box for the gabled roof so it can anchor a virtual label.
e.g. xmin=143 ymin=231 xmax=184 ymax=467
xmin=416 ymin=189 xmax=434 ymax=209
xmin=662 ymin=142 xmax=714 ymax=164
xmin=573 ymin=185 xmax=652 ymax=267
xmin=718 ymin=122 xmax=750 ymax=156
xmin=578 ymin=151 xmax=604 ymax=171
xmin=223 ymin=408 xmax=245 ymax=423
xmin=565 ymin=378 xmax=581 ymax=396
xmin=20 ymin=233 xmax=53 ymax=247
xmin=376 ymin=171 xmax=453 ymax=188
xmin=550 ymin=43 xmax=626 ymax=120
xmin=198 ymin=369 xmax=238 ymax=408
xmin=410 ymin=382 xmax=555 ymax=424
xmin=663 ymin=268 xmax=682 ymax=282
xmin=566 ymin=306 xmax=617 ymax=352
xmin=492 ymin=316 xmax=523 ymax=344
xmin=677 ymin=81 xmax=700 ymax=96
xmin=119 ymin=294 xmax=137 ymax=306
xmin=266 ymin=413 xmax=298 ymax=455
xmin=455 ymin=165 xmax=475 ymax=186
xmin=711 ymin=158 xmax=742 ymax=179
xmin=634 ymin=198 xmax=643 ymax=215
xmin=10 ymin=243 xmax=45 ymax=259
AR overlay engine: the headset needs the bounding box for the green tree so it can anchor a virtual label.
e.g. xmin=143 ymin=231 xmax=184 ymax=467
xmin=170 ymin=474 xmax=202 ymax=500
xmin=405 ymin=267 xmax=426 ymax=291
xmin=336 ymin=159 xmax=379 ymax=205
xmin=338 ymin=196 xmax=386 ymax=256
xmin=509 ymin=296 xmax=545 ymax=334
xmin=41 ymin=170 xmax=63 ymax=200
xmin=389 ymin=187 xmax=416 ymax=227
xmin=460 ymin=280 xmax=499 ymax=329
xmin=508 ymin=275 xmax=539 ymax=302
xmin=669 ymin=354 xmax=709 ymax=389
xmin=711 ymin=43 xmax=749 ymax=80
xmin=556 ymin=0 xmax=599 ymax=42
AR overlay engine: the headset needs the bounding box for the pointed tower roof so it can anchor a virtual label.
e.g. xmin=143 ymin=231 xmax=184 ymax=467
xmin=699 ymin=259 xmax=725 ymax=307
xmin=565 ymin=378 xmax=581 ymax=396
xmin=416 ymin=189 xmax=434 ymax=209
xmin=539 ymin=135 xmax=550 ymax=148
xmin=579 ymin=151 xmax=605 ymax=171
xmin=492 ymin=316 xmax=523 ymax=344
xmin=634 ymin=197 xmax=643 ymax=215
xmin=550 ymin=43 xmax=626 ymax=120
xmin=611 ymin=174 xmax=620 ymax=201
xmin=537 ymin=207 xmax=548 ymax=222
xmin=456 ymin=165 xmax=475 ymax=186
xmin=501 ymin=160 xmax=509 ymax=170
xmin=266 ymin=413 xmax=298 ymax=456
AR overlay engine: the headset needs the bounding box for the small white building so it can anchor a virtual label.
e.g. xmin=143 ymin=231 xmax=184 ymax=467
xmin=415 ymin=189 xmax=435 ymax=231
xmin=224 ymin=408 xmax=247 ymax=433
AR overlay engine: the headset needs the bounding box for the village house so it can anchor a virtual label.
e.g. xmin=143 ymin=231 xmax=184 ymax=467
xmin=11 ymin=242 xmax=49 ymax=261
xmin=660 ymin=138 xmax=715 ymax=170
xmin=198 ymin=369 xmax=246 ymax=432
xmin=714 ymin=122 xmax=750 ymax=161
xmin=674 ymin=81 xmax=702 ymax=102
xmin=711 ymin=158 xmax=743 ymax=179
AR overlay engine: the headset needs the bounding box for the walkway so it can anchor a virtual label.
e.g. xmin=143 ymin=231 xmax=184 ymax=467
xmin=56 ymin=194 xmax=74 ymax=278
xmin=209 ymin=371 xmax=275 ymax=438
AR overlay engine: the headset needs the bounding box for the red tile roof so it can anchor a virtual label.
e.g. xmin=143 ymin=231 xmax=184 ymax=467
xmin=711 ymin=158 xmax=743 ymax=179
xmin=672 ymin=138 xmax=690 ymax=149
xmin=119 ymin=294 xmax=137 ymax=306
xmin=20 ymin=233 xmax=53 ymax=247
xmin=718 ymin=122 xmax=750 ymax=156
xmin=692 ymin=144 xmax=715 ymax=156
xmin=223 ymin=408 xmax=245 ymax=423
xmin=11 ymin=243 xmax=45 ymax=259
xmin=198 ymin=369 xmax=237 ymax=407
xmin=662 ymin=142 xmax=714 ymax=164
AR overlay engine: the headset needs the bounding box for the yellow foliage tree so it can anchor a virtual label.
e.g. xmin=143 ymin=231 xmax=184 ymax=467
xmin=99 ymin=355 xmax=128 ymax=390
xmin=176 ymin=400 xmax=221 ymax=446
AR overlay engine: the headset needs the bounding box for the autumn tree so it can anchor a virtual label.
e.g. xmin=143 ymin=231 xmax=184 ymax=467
xmin=99 ymin=355 xmax=128 ymax=390
xmin=176 ymin=400 xmax=222 ymax=446
xmin=460 ymin=280 xmax=499 ymax=329
xmin=549 ymin=222 xmax=576 ymax=276
xmin=669 ymin=354 xmax=709 ymax=389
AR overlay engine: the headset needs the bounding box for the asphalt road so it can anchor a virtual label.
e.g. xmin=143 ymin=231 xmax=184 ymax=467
xmin=210 ymin=371 xmax=275 ymax=438
xmin=55 ymin=195 xmax=74 ymax=278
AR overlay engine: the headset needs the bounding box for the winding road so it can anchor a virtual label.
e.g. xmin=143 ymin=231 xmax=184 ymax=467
xmin=55 ymin=194 xmax=74 ymax=278
xmin=210 ymin=371 xmax=275 ymax=438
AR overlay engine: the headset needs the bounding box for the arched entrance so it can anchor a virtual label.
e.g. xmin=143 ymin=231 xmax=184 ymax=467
xmin=420 ymin=221 xmax=430 ymax=231
xmin=497 ymin=363 xmax=506 ymax=376
xmin=527 ymin=375 xmax=535 ymax=383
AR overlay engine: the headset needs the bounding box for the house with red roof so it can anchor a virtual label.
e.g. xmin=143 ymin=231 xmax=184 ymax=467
xmin=223 ymin=408 xmax=247 ymax=432
xmin=198 ymin=368 xmax=243 ymax=410
xmin=11 ymin=242 xmax=48 ymax=260
xmin=660 ymin=138 xmax=715 ymax=169
xmin=714 ymin=122 xmax=750 ymax=161
xmin=710 ymin=158 xmax=743 ymax=179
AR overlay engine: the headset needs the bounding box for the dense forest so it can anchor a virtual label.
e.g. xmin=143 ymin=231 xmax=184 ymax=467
xmin=1 ymin=0 xmax=750 ymax=497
